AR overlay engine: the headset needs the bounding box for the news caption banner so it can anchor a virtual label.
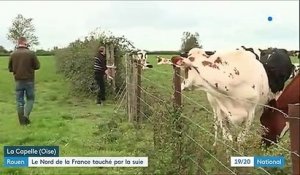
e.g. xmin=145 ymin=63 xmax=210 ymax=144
xmin=4 ymin=146 xmax=148 ymax=167
xmin=231 ymin=156 xmax=285 ymax=168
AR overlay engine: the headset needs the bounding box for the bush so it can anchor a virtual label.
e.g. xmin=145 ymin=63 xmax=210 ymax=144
xmin=55 ymin=29 xmax=135 ymax=99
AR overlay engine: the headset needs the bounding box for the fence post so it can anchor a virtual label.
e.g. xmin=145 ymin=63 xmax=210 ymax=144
xmin=136 ymin=59 xmax=142 ymax=123
xmin=173 ymin=66 xmax=182 ymax=108
xmin=126 ymin=54 xmax=133 ymax=122
xmin=110 ymin=44 xmax=116 ymax=93
xmin=172 ymin=65 xmax=185 ymax=174
xmin=288 ymin=104 xmax=299 ymax=175
xmin=128 ymin=54 xmax=137 ymax=122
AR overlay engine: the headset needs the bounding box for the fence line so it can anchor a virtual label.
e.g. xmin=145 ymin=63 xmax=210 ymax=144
xmin=120 ymin=53 xmax=296 ymax=174
xmin=187 ymin=156 xmax=209 ymax=175
xmin=185 ymin=134 xmax=237 ymax=175
xmin=128 ymin=58 xmax=293 ymax=155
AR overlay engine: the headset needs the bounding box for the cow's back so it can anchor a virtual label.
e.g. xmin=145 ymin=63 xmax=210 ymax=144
xmin=198 ymin=49 xmax=270 ymax=104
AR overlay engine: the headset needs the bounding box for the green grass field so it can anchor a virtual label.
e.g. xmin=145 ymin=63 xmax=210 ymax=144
xmin=0 ymin=56 xmax=153 ymax=175
xmin=0 ymin=55 xmax=298 ymax=175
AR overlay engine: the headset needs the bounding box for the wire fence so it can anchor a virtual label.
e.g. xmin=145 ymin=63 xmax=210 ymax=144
xmin=113 ymin=53 xmax=299 ymax=175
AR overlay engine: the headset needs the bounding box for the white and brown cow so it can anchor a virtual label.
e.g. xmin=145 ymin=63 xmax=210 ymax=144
xmin=173 ymin=48 xmax=272 ymax=145
xmin=157 ymin=56 xmax=172 ymax=65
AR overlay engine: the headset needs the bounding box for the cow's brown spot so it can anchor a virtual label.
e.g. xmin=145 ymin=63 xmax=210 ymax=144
xmin=252 ymin=85 xmax=255 ymax=89
xmin=211 ymin=64 xmax=220 ymax=69
xmin=224 ymin=61 xmax=228 ymax=65
xmin=233 ymin=67 xmax=240 ymax=75
xmin=228 ymin=111 xmax=232 ymax=116
xmin=214 ymin=57 xmax=222 ymax=64
xmin=202 ymin=60 xmax=219 ymax=69
xmin=228 ymin=73 xmax=234 ymax=79
xmin=225 ymin=86 xmax=229 ymax=91
xmin=202 ymin=61 xmax=212 ymax=66
xmin=189 ymin=57 xmax=195 ymax=62
xmin=215 ymin=83 xmax=218 ymax=88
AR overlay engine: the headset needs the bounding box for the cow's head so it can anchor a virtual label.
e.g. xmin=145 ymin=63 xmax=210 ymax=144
xmin=260 ymin=99 xmax=289 ymax=147
xmin=259 ymin=48 xmax=273 ymax=63
xmin=137 ymin=50 xmax=147 ymax=64
xmin=136 ymin=50 xmax=153 ymax=69
xmin=172 ymin=48 xmax=206 ymax=91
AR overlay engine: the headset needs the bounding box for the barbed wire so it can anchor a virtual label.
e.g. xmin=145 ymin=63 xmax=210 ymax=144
xmin=114 ymin=80 xmax=126 ymax=100
xmin=180 ymin=114 xmax=272 ymax=175
xmin=185 ymin=134 xmax=237 ymax=175
xmin=136 ymin=60 xmax=298 ymax=120
xmin=123 ymin=55 xmax=297 ymax=174
xmin=123 ymin=80 xmax=273 ymax=174
xmin=187 ymin=156 xmax=209 ymax=175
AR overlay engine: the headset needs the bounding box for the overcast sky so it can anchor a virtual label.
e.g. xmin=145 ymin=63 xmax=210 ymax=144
xmin=0 ymin=1 xmax=299 ymax=51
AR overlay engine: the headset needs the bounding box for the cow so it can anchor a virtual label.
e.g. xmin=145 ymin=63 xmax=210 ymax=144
xmin=260 ymin=74 xmax=300 ymax=147
xmin=290 ymin=63 xmax=300 ymax=79
xmin=157 ymin=56 xmax=172 ymax=65
xmin=136 ymin=50 xmax=153 ymax=69
xmin=259 ymin=48 xmax=294 ymax=95
xmin=172 ymin=48 xmax=271 ymax=146
xmin=240 ymin=46 xmax=294 ymax=97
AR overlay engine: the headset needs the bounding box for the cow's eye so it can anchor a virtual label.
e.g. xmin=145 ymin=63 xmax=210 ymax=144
xmin=189 ymin=57 xmax=195 ymax=62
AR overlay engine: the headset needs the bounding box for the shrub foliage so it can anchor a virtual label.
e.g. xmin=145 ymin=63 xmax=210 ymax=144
xmin=55 ymin=29 xmax=135 ymax=98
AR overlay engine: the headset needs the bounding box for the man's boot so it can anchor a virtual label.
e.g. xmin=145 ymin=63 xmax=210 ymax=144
xmin=18 ymin=111 xmax=26 ymax=125
xmin=24 ymin=116 xmax=31 ymax=125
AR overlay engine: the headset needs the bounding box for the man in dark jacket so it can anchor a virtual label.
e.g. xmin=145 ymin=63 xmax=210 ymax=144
xmin=94 ymin=46 xmax=108 ymax=105
xmin=8 ymin=37 xmax=40 ymax=125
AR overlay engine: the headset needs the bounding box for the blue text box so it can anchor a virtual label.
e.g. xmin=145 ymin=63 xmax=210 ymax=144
xmin=254 ymin=156 xmax=285 ymax=168
xmin=4 ymin=146 xmax=59 ymax=157
xmin=4 ymin=157 xmax=28 ymax=167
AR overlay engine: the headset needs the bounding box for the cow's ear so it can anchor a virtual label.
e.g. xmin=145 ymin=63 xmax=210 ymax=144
xmin=171 ymin=56 xmax=183 ymax=65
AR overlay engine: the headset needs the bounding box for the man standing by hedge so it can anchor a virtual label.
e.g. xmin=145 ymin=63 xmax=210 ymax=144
xmin=94 ymin=46 xmax=108 ymax=105
xmin=8 ymin=37 xmax=40 ymax=125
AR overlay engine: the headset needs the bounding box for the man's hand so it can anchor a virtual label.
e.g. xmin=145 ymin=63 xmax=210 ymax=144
xmin=105 ymin=70 xmax=109 ymax=75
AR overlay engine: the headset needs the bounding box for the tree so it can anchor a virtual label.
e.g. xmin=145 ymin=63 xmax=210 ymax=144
xmin=0 ymin=45 xmax=8 ymax=53
xmin=180 ymin=32 xmax=202 ymax=52
xmin=7 ymin=14 xmax=39 ymax=47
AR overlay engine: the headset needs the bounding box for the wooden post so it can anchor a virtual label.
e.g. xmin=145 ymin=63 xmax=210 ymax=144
xmin=131 ymin=57 xmax=137 ymax=121
xmin=288 ymin=104 xmax=300 ymax=175
xmin=136 ymin=59 xmax=142 ymax=123
xmin=110 ymin=44 xmax=116 ymax=93
xmin=172 ymin=65 xmax=185 ymax=174
xmin=105 ymin=44 xmax=116 ymax=94
xmin=126 ymin=54 xmax=133 ymax=122
xmin=173 ymin=66 xmax=182 ymax=108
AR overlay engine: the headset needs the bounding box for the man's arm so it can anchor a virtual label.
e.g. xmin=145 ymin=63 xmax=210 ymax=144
xmin=8 ymin=54 xmax=13 ymax=72
xmin=32 ymin=52 xmax=40 ymax=70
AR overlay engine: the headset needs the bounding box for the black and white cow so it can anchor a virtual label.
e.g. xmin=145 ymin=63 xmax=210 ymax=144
xmin=240 ymin=46 xmax=294 ymax=95
xmin=136 ymin=50 xmax=153 ymax=69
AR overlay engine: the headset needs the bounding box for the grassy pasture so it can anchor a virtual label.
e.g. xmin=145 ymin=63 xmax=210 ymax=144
xmin=0 ymin=55 xmax=298 ymax=174
xmin=0 ymin=56 xmax=151 ymax=175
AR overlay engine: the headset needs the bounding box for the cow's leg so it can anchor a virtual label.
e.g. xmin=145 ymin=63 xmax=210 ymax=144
xmin=237 ymin=108 xmax=255 ymax=142
xmin=213 ymin=115 xmax=218 ymax=147
xmin=207 ymin=93 xmax=219 ymax=146
xmin=222 ymin=118 xmax=233 ymax=141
